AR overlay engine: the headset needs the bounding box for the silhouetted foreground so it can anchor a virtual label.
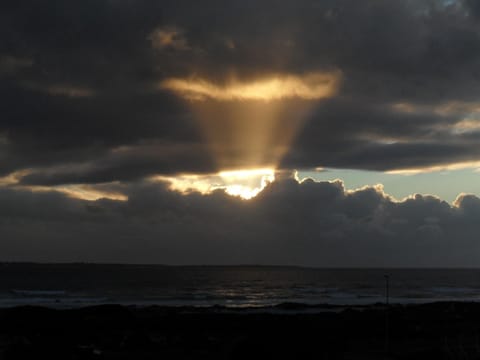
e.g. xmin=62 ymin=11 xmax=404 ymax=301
xmin=2 ymin=302 xmax=480 ymax=359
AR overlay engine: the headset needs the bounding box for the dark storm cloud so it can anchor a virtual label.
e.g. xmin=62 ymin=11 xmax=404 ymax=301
xmin=1 ymin=176 xmax=480 ymax=267
xmin=2 ymin=0 xmax=480 ymax=182
xmin=281 ymin=98 xmax=480 ymax=171
xmin=465 ymin=0 xmax=480 ymax=18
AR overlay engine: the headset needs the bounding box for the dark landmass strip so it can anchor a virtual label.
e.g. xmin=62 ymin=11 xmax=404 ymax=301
xmin=2 ymin=302 xmax=480 ymax=359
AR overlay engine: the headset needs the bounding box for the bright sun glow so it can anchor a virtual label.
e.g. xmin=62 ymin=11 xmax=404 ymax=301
xmin=218 ymin=168 xmax=275 ymax=199
xmin=152 ymin=168 xmax=275 ymax=199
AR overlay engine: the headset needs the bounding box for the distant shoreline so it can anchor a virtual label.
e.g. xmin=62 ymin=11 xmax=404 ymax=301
xmin=2 ymin=261 xmax=480 ymax=270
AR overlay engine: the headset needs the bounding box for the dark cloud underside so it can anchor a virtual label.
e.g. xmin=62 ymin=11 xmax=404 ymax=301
xmin=1 ymin=0 xmax=480 ymax=182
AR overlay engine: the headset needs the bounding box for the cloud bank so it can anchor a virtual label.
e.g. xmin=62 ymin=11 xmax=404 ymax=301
xmin=1 ymin=176 xmax=480 ymax=267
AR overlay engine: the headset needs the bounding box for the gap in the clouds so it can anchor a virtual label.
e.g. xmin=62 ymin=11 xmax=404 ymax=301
xmin=13 ymin=167 xmax=480 ymax=204
xmin=297 ymin=167 xmax=480 ymax=204
xmin=152 ymin=168 xmax=275 ymax=200
xmin=152 ymin=166 xmax=480 ymax=203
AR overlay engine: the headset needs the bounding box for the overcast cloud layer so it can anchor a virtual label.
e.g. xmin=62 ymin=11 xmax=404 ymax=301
xmin=2 ymin=0 xmax=480 ymax=182
xmin=3 ymin=1 xmax=480 ymax=265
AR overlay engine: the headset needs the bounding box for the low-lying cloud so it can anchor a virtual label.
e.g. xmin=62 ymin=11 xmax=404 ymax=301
xmin=1 ymin=175 xmax=479 ymax=267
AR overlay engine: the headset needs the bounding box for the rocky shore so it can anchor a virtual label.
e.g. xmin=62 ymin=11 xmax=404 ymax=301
xmin=2 ymin=302 xmax=480 ymax=359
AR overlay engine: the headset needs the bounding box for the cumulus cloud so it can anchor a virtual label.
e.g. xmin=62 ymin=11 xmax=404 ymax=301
xmin=1 ymin=176 xmax=480 ymax=267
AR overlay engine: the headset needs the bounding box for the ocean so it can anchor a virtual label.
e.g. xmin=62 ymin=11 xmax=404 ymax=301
xmin=1 ymin=263 xmax=480 ymax=308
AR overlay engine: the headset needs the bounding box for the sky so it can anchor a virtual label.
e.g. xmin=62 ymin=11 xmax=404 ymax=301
xmin=2 ymin=0 xmax=480 ymax=266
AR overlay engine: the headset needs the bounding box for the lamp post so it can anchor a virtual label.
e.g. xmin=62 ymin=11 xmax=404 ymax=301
xmin=384 ymin=274 xmax=390 ymax=353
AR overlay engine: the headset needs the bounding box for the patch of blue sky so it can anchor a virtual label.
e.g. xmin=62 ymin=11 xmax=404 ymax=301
xmin=297 ymin=168 xmax=480 ymax=204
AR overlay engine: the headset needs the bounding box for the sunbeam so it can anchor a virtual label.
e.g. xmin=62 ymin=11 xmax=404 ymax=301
xmin=161 ymin=71 xmax=341 ymax=172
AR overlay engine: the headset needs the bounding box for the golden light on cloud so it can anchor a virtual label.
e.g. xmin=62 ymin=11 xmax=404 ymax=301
xmin=53 ymin=185 xmax=128 ymax=201
xmin=386 ymin=160 xmax=480 ymax=175
xmin=451 ymin=119 xmax=480 ymax=133
xmin=152 ymin=168 xmax=275 ymax=200
xmin=162 ymin=70 xmax=341 ymax=173
xmin=2 ymin=181 xmax=128 ymax=201
xmin=391 ymin=101 xmax=480 ymax=117
xmin=0 ymin=170 xmax=29 ymax=186
xmin=160 ymin=71 xmax=341 ymax=101
xmin=391 ymin=102 xmax=418 ymax=114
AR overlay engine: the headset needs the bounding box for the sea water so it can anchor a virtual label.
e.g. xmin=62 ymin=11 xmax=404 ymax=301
xmin=1 ymin=263 xmax=480 ymax=308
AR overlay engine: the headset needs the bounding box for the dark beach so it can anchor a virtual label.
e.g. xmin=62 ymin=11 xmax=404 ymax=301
xmin=2 ymin=302 xmax=480 ymax=359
